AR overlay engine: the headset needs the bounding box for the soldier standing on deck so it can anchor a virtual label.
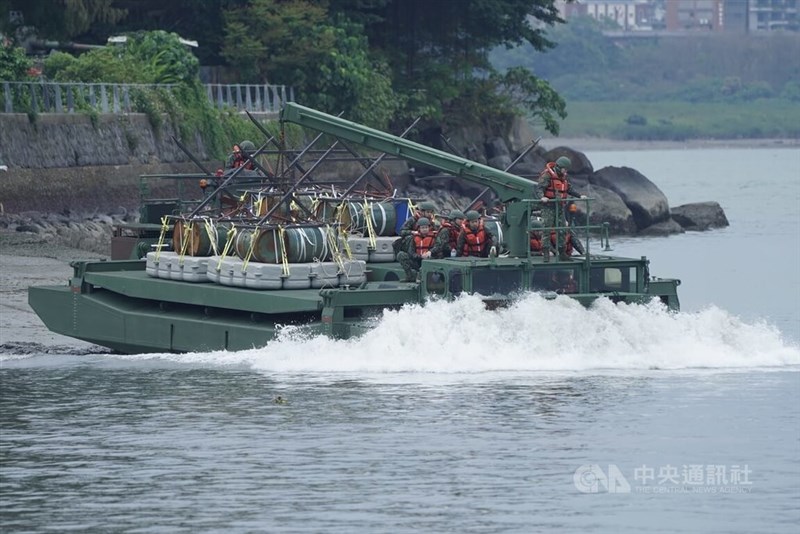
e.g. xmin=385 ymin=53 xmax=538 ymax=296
xmin=538 ymin=156 xmax=586 ymax=262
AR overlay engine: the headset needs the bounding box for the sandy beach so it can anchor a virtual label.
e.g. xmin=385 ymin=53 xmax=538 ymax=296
xmin=0 ymin=230 xmax=106 ymax=353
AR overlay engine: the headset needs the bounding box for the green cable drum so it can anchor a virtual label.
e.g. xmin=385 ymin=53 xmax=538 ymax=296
xmin=344 ymin=201 xmax=397 ymax=236
xmin=173 ymin=219 xmax=229 ymax=257
xmin=313 ymin=197 xmax=341 ymax=223
xmin=283 ymin=226 xmax=330 ymax=263
xmin=236 ymin=227 xmax=330 ymax=263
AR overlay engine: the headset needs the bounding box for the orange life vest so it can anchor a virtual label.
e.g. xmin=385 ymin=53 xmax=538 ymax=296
xmin=530 ymin=231 xmax=573 ymax=254
xmin=413 ymin=233 xmax=436 ymax=256
xmin=542 ymin=162 xmax=569 ymax=200
xmin=461 ymin=221 xmax=489 ymax=257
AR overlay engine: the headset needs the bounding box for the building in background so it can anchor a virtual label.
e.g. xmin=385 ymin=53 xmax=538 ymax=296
xmin=562 ymin=0 xmax=656 ymax=30
xmin=749 ymin=0 xmax=798 ymax=31
xmin=558 ymin=0 xmax=798 ymax=33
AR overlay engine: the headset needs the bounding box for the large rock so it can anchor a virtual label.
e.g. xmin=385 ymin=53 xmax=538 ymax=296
xmin=590 ymin=166 xmax=670 ymax=230
xmin=638 ymin=218 xmax=685 ymax=236
xmin=571 ymin=184 xmax=637 ymax=235
xmin=671 ymin=202 xmax=730 ymax=231
xmin=485 ymin=137 xmax=510 ymax=159
xmin=543 ymin=146 xmax=594 ymax=176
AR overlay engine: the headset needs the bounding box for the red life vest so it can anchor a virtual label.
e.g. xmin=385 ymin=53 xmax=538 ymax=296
xmin=440 ymin=221 xmax=458 ymax=250
xmin=461 ymin=221 xmax=489 ymax=257
xmin=530 ymin=231 xmax=573 ymax=254
xmin=232 ymin=154 xmax=254 ymax=170
xmin=413 ymin=233 xmax=436 ymax=256
xmin=542 ymin=162 xmax=569 ymax=200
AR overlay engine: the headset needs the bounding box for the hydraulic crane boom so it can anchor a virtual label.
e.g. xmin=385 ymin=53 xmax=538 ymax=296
xmin=280 ymin=103 xmax=537 ymax=257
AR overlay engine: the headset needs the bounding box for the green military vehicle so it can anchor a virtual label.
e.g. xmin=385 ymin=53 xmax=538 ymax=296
xmin=28 ymin=104 xmax=680 ymax=353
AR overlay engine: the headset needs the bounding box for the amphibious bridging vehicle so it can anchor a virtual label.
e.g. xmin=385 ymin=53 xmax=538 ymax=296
xmin=28 ymin=104 xmax=680 ymax=353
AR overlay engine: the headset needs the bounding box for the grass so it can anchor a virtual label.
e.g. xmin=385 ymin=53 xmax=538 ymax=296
xmin=555 ymin=99 xmax=800 ymax=140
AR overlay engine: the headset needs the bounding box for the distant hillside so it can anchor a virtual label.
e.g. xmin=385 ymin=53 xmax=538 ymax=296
xmin=492 ymin=17 xmax=800 ymax=102
xmin=491 ymin=17 xmax=800 ymax=139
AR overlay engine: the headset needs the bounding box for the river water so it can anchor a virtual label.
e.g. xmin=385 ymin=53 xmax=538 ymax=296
xmin=1 ymin=147 xmax=799 ymax=533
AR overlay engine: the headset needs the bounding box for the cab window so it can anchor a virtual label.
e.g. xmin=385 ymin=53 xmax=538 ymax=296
xmin=532 ymin=268 xmax=578 ymax=294
xmin=589 ymin=266 xmax=637 ymax=292
xmin=472 ymin=269 xmax=522 ymax=296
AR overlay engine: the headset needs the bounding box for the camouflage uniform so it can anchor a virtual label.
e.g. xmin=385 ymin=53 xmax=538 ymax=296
xmin=397 ymin=225 xmax=440 ymax=282
xmin=396 ymin=202 xmax=436 ymax=255
xmin=432 ymin=222 xmax=457 ymax=258
xmin=538 ymin=170 xmax=582 ymax=260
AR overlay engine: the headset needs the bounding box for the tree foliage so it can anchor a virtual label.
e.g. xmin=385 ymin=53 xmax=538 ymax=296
xmin=0 ymin=42 xmax=32 ymax=79
xmin=221 ymin=0 xmax=567 ymax=131
xmin=7 ymin=0 xmax=571 ymax=133
xmin=44 ymin=30 xmax=199 ymax=84
xmin=1 ymin=0 xmax=126 ymax=41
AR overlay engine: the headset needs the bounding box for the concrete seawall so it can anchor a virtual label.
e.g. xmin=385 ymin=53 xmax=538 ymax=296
xmin=0 ymin=113 xmax=216 ymax=214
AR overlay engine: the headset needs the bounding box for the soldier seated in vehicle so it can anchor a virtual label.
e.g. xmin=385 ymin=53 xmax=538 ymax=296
xmin=457 ymin=210 xmax=494 ymax=258
xmin=396 ymin=217 xmax=441 ymax=282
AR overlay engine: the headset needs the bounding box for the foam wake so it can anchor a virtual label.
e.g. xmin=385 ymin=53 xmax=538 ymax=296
xmin=142 ymin=294 xmax=800 ymax=374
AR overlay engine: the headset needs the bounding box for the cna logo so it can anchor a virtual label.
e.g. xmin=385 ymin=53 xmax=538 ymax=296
xmin=574 ymin=464 xmax=632 ymax=494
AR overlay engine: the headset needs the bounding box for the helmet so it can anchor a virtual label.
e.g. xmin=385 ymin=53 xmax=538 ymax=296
xmin=418 ymin=201 xmax=436 ymax=211
xmin=465 ymin=210 xmax=480 ymax=221
xmin=417 ymin=217 xmax=431 ymax=227
xmin=449 ymin=209 xmax=466 ymax=220
xmin=555 ymin=156 xmax=571 ymax=169
xmin=239 ymin=140 xmax=256 ymax=153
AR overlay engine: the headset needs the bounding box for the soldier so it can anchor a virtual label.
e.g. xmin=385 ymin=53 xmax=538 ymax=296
xmin=396 ymin=217 xmax=437 ymax=282
xmin=394 ymin=200 xmax=437 ymax=255
xmin=457 ymin=210 xmax=494 ymax=258
xmin=538 ymin=156 xmax=586 ymax=261
xmin=399 ymin=200 xmax=437 ymax=237
xmin=225 ymin=140 xmax=256 ymax=170
xmin=433 ymin=209 xmax=465 ymax=258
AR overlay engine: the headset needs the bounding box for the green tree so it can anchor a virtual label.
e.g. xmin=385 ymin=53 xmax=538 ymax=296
xmin=0 ymin=41 xmax=32 ymax=79
xmin=2 ymin=0 xmax=126 ymax=41
xmin=222 ymin=0 xmax=396 ymax=126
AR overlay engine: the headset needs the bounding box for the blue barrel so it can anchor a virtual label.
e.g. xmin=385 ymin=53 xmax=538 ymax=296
xmin=394 ymin=200 xmax=413 ymax=235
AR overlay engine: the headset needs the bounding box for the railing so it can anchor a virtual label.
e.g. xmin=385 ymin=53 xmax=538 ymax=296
xmin=1 ymin=81 xmax=294 ymax=114
xmin=206 ymin=83 xmax=294 ymax=113
xmin=525 ymin=197 xmax=612 ymax=260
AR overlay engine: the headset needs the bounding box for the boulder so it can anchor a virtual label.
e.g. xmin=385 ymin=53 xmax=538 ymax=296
xmin=590 ymin=166 xmax=670 ymax=230
xmin=485 ymin=137 xmax=510 ymax=159
xmin=571 ymin=184 xmax=637 ymax=235
xmin=671 ymin=201 xmax=729 ymax=231
xmin=638 ymin=218 xmax=685 ymax=236
xmin=543 ymin=146 xmax=594 ymax=176
xmin=487 ymin=154 xmax=513 ymax=171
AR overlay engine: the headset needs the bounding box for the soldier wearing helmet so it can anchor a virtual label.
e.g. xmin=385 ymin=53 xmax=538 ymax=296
xmin=396 ymin=217 xmax=439 ymax=282
xmin=399 ymin=200 xmax=437 ymax=238
xmin=456 ymin=210 xmax=494 ymax=258
xmin=225 ymin=140 xmax=256 ymax=170
xmin=538 ymin=155 xmax=586 ymax=262
xmin=433 ymin=209 xmax=466 ymax=258
xmin=394 ymin=199 xmax=439 ymax=256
